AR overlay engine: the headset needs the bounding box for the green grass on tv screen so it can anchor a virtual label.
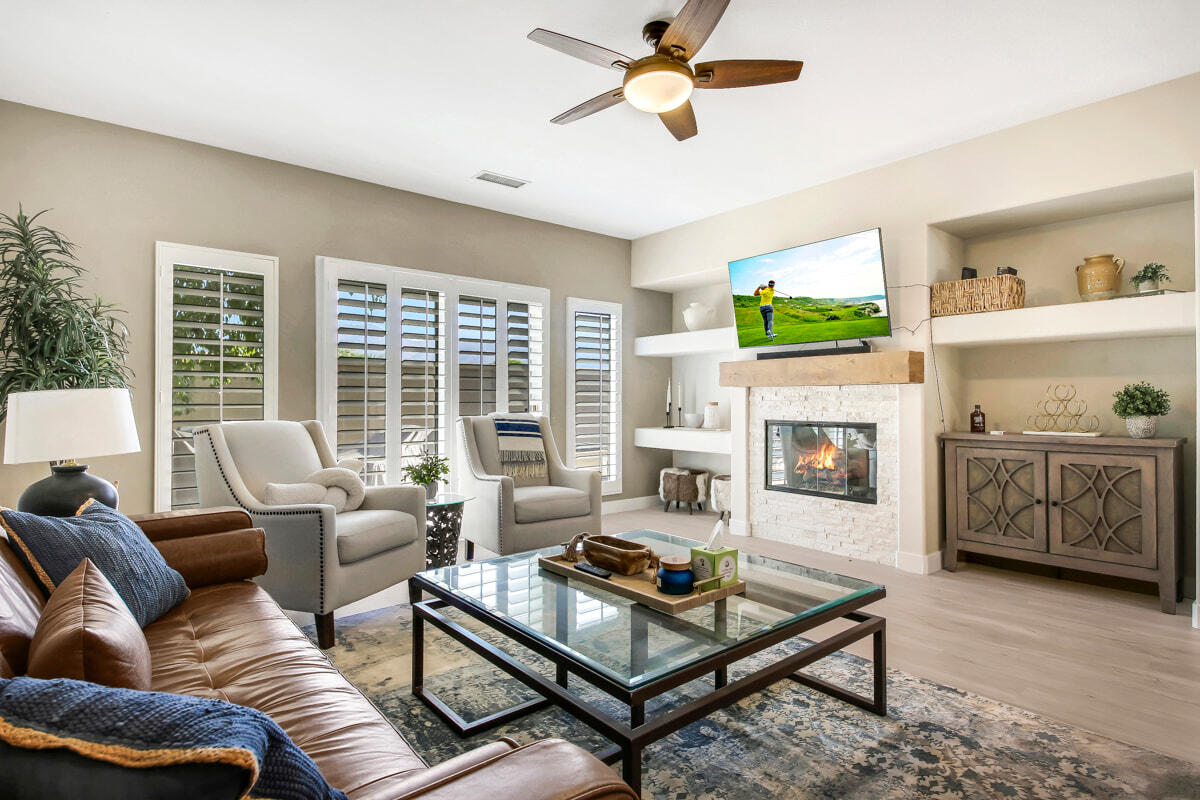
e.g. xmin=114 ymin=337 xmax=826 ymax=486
xmin=733 ymin=295 xmax=890 ymax=347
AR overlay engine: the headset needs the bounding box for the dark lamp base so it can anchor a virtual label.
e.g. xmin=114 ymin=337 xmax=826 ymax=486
xmin=16 ymin=464 xmax=119 ymax=517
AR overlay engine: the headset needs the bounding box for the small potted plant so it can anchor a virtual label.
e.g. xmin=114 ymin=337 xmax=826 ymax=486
xmin=1112 ymin=381 xmax=1171 ymax=438
xmin=401 ymin=453 xmax=451 ymax=500
xmin=1129 ymin=262 xmax=1170 ymax=294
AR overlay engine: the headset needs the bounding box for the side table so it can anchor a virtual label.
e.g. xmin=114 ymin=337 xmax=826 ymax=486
xmin=425 ymin=493 xmax=473 ymax=568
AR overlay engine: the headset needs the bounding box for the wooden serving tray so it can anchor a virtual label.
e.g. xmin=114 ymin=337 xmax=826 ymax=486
xmin=537 ymin=553 xmax=746 ymax=614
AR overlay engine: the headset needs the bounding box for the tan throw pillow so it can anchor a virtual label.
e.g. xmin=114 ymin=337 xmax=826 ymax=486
xmin=26 ymin=558 xmax=153 ymax=690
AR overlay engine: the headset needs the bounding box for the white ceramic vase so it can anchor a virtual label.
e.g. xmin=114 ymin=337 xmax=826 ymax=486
xmin=682 ymin=302 xmax=715 ymax=331
xmin=1125 ymin=416 xmax=1157 ymax=439
xmin=1134 ymin=279 xmax=1159 ymax=294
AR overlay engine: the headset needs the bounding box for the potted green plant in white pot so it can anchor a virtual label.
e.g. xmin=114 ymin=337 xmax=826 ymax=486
xmin=401 ymin=452 xmax=451 ymax=500
xmin=1129 ymin=262 xmax=1170 ymax=294
xmin=1112 ymin=381 xmax=1170 ymax=439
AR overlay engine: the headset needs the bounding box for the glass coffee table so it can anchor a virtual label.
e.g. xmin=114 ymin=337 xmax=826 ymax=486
xmin=408 ymin=530 xmax=886 ymax=794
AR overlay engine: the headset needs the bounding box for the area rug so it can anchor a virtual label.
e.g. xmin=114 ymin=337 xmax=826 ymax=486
xmin=309 ymin=605 xmax=1200 ymax=799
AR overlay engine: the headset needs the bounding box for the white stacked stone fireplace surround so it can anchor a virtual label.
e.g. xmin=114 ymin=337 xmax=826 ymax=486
xmin=746 ymin=385 xmax=901 ymax=566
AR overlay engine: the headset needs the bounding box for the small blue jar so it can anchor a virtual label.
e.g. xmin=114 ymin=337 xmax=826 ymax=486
xmin=656 ymin=556 xmax=694 ymax=595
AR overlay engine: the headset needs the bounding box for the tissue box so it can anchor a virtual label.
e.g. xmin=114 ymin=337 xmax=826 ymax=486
xmin=690 ymin=546 xmax=739 ymax=589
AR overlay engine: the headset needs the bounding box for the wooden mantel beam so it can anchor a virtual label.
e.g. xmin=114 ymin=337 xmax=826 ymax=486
xmin=719 ymin=350 xmax=924 ymax=387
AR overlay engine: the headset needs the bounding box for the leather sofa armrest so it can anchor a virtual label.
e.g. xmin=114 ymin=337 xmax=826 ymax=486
xmin=391 ymin=739 xmax=636 ymax=800
xmin=130 ymin=507 xmax=253 ymax=542
xmin=152 ymin=528 xmax=268 ymax=589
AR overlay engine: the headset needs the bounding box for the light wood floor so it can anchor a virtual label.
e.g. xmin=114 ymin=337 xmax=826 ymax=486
xmin=608 ymin=507 xmax=1200 ymax=765
xmin=304 ymin=506 xmax=1200 ymax=765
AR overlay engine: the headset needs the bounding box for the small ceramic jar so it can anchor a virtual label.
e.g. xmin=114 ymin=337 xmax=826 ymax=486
xmin=656 ymin=555 xmax=694 ymax=595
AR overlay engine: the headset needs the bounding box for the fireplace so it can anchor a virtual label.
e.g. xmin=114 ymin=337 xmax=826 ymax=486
xmin=765 ymin=420 xmax=878 ymax=504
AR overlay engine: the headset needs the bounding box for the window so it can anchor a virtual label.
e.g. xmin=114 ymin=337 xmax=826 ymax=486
xmin=335 ymin=280 xmax=388 ymax=485
xmin=154 ymin=243 xmax=278 ymax=511
xmin=566 ymin=297 xmax=621 ymax=496
xmin=399 ymin=288 xmax=446 ymax=467
xmin=317 ymin=257 xmax=547 ymax=486
xmin=506 ymin=301 xmax=544 ymax=413
xmin=457 ymin=295 xmax=497 ymax=417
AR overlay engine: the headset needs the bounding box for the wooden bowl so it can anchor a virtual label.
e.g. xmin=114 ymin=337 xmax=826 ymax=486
xmin=564 ymin=534 xmax=657 ymax=576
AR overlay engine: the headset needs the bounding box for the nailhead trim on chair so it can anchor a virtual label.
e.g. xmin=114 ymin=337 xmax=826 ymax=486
xmin=196 ymin=428 xmax=327 ymax=613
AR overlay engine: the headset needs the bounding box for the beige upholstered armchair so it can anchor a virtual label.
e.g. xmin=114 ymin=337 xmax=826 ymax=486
xmin=457 ymin=415 xmax=601 ymax=557
xmin=194 ymin=420 xmax=425 ymax=648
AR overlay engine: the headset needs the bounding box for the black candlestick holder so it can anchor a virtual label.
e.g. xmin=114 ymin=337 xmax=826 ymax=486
xmin=664 ymin=405 xmax=674 ymax=428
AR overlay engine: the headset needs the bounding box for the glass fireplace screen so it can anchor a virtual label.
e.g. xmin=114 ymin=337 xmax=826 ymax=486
xmin=765 ymin=420 xmax=878 ymax=504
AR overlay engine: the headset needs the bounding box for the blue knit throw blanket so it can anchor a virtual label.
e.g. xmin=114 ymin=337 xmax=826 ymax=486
xmin=0 ymin=677 xmax=346 ymax=800
xmin=491 ymin=414 xmax=547 ymax=479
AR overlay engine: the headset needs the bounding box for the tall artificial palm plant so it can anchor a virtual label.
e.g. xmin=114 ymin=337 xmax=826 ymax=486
xmin=0 ymin=208 xmax=132 ymax=421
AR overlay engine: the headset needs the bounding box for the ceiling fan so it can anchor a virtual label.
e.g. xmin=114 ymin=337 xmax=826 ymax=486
xmin=527 ymin=0 xmax=803 ymax=141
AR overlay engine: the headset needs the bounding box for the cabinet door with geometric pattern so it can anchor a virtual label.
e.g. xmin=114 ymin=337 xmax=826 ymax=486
xmin=956 ymin=447 xmax=1046 ymax=551
xmin=1048 ymin=452 xmax=1156 ymax=569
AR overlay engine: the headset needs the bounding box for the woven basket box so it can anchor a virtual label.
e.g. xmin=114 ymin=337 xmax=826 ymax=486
xmin=930 ymin=274 xmax=1025 ymax=317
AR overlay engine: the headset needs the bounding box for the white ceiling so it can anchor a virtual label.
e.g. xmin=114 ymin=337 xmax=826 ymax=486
xmin=2 ymin=1 xmax=1199 ymax=240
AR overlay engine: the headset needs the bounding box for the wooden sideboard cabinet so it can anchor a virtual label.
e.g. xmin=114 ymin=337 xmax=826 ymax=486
xmin=940 ymin=432 xmax=1186 ymax=613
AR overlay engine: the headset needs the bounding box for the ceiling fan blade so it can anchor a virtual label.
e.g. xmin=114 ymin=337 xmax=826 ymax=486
xmin=659 ymin=100 xmax=698 ymax=141
xmin=657 ymin=0 xmax=731 ymax=60
xmin=694 ymin=59 xmax=804 ymax=89
xmin=551 ymin=88 xmax=625 ymax=125
xmin=528 ymin=28 xmax=632 ymax=71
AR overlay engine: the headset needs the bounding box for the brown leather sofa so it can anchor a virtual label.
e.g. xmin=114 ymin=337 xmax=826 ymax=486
xmin=0 ymin=507 xmax=637 ymax=800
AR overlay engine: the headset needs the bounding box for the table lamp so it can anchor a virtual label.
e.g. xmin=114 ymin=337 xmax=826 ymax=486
xmin=3 ymin=388 xmax=140 ymax=516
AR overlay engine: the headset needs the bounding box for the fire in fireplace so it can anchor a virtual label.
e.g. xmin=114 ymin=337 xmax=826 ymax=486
xmin=765 ymin=420 xmax=878 ymax=503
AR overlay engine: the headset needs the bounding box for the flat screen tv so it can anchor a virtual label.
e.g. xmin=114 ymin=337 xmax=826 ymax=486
xmin=726 ymin=227 xmax=890 ymax=349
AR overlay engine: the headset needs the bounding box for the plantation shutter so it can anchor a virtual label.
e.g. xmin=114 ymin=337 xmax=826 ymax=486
xmin=506 ymin=301 xmax=544 ymax=413
xmin=336 ymin=280 xmax=388 ymax=485
xmin=170 ymin=265 xmax=267 ymax=509
xmin=572 ymin=309 xmax=616 ymax=483
xmin=457 ymin=295 xmax=497 ymax=416
xmin=399 ymin=288 xmax=445 ymax=468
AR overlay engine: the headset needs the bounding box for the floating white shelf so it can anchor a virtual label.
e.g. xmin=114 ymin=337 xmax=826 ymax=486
xmin=931 ymin=291 xmax=1196 ymax=348
xmin=634 ymin=327 xmax=738 ymax=357
xmin=634 ymin=427 xmax=732 ymax=455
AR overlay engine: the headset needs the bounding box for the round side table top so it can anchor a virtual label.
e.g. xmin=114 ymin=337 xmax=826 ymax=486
xmin=426 ymin=493 xmax=473 ymax=508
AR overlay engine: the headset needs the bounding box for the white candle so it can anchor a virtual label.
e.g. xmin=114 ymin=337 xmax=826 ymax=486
xmin=666 ymin=378 xmax=671 ymax=412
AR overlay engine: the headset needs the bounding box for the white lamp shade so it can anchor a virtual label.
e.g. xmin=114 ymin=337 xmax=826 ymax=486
xmin=3 ymin=388 xmax=140 ymax=464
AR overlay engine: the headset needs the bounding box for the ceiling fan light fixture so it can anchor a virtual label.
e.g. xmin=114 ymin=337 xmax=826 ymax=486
xmin=622 ymin=58 xmax=694 ymax=113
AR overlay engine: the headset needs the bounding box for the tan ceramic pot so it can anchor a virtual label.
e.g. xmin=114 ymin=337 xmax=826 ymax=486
xmin=1075 ymin=254 xmax=1124 ymax=301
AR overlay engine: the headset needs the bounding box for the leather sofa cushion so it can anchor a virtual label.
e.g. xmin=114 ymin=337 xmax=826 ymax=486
xmin=335 ymin=510 xmax=418 ymax=565
xmin=218 ymin=420 xmax=324 ymax=500
xmin=27 ymin=559 xmax=152 ymax=690
xmin=513 ymin=486 xmax=590 ymax=524
xmin=144 ymin=581 xmax=426 ymax=798
xmin=0 ymin=537 xmax=44 ymax=675
xmin=468 ymin=417 xmax=549 ymax=488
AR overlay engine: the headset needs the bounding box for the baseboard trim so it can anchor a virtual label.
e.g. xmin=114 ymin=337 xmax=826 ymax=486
xmin=601 ymin=495 xmax=661 ymax=514
xmin=896 ymin=549 xmax=943 ymax=575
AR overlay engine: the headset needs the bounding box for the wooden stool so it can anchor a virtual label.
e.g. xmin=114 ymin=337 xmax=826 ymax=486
xmin=658 ymin=468 xmax=708 ymax=514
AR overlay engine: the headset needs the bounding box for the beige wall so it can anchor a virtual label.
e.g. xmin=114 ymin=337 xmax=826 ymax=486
xmin=632 ymin=72 xmax=1200 ymax=591
xmin=960 ymin=200 xmax=1195 ymax=303
xmin=0 ymin=100 xmax=673 ymax=512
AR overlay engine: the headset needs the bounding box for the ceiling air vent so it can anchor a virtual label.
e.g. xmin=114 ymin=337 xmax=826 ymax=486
xmin=474 ymin=171 xmax=529 ymax=189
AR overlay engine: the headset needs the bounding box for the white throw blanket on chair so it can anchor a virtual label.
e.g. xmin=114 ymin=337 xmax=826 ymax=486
xmin=489 ymin=413 xmax=547 ymax=480
xmin=264 ymin=466 xmax=366 ymax=513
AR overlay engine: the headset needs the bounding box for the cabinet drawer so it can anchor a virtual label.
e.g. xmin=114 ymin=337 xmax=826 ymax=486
xmin=955 ymin=447 xmax=1046 ymax=551
xmin=1048 ymin=452 xmax=1157 ymax=569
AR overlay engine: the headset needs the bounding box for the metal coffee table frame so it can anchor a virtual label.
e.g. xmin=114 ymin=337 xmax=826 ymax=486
xmin=409 ymin=573 xmax=886 ymax=795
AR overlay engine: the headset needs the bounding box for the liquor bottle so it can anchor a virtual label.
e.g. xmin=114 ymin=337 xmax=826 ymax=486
xmin=970 ymin=404 xmax=986 ymax=433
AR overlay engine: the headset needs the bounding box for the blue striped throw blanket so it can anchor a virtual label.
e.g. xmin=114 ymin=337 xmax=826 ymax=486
xmin=491 ymin=414 xmax=547 ymax=479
